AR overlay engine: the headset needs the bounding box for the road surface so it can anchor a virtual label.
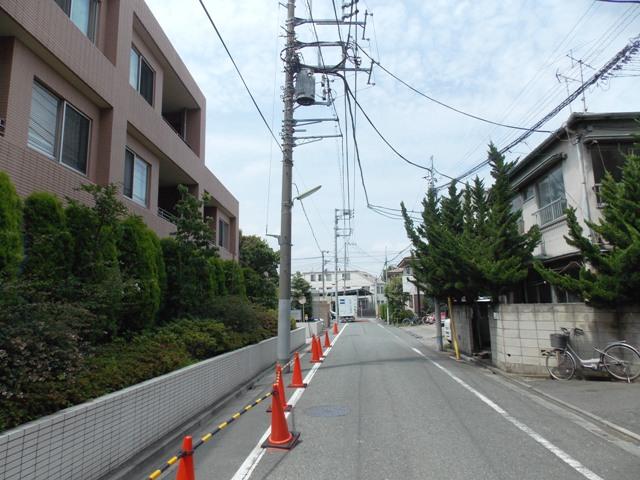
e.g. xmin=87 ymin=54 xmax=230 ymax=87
xmin=132 ymin=319 xmax=640 ymax=480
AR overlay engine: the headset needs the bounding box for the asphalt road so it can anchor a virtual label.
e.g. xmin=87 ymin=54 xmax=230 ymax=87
xmin=134 ymin=319 xmax=640 ymax=480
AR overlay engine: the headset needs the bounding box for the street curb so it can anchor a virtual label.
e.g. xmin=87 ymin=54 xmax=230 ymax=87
xmin=474 ymin=359 xmax=640 ymax=444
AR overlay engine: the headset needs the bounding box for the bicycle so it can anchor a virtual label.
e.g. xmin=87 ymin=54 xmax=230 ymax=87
xmin=543 ymin=327 xmax=640 ymax=382
xmin=402 ymin=316 xmax=424 ymax=326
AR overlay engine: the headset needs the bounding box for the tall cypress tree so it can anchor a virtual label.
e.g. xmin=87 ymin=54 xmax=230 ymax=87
xmin=483 ymin=144 xmax=540 ymax=301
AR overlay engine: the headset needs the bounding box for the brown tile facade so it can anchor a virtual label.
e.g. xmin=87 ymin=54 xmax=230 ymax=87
xmin=0 ymin=0 xmax=239 ymax=259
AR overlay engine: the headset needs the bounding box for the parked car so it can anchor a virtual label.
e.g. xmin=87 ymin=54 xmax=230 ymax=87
xmin=441 ymin=318 xmax=452 ymax=343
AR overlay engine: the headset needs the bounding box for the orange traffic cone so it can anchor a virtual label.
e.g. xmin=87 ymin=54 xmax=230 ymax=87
xmin=175 ymin=436 xmax=195 ymax=480
xmin=262 ymin=383 xmax=300 ymax=450
xmin=288 ymin=352 xmax=307 ymax=388
xmin=316 ymin=335 xmax=324 ymax=357
xmin=267 ymin=365 xmax=292 ymax=412
xmin=310 ymin=335 xmax=322 ymax=363
xmin=324 ymin=330 xmax=331 ymax=348
xmin=333 ymin=322 xmax=339 ymax=334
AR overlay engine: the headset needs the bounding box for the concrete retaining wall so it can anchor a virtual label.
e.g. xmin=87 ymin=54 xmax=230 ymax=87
xmin=0 ymin=328 xmax=306 ymax=480
xmin=297 ymin=320 xmax=324 ymax=338
xmin=492 ymin=304 xmax=640 ymax=375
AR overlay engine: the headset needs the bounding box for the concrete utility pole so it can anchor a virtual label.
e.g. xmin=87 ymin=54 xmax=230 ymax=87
xmin=321 ymin=250 xmax=328 ymax=299
xmin=276 ymin=0 xmax=296 ymax=367
xmin=384 ymin=247 xmax=390 ymax=325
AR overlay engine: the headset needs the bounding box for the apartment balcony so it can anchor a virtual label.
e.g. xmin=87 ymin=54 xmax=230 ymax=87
xmin=533 ymin=197 xmax=567 ymax=227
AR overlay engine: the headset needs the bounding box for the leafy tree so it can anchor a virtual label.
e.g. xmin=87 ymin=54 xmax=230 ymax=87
xmin=535 ymin=149 xmax=640 ymax=306
xmin=174 ymin=184 xmax=217 ymax=258
xmin=482 ymin=144 xmax=540 ymax=300
xmin=221 ymin=259 xmax=247 ymax=297
xmin=0 ymin=172 xmax=22 ymax=281
xmin=383 ymin=276 xmax=409 ymax=322
xmin=239 ymin=234 xmax=278 ymax=308
xmin=117 ymin=216 xmax=163 ymax=333
xmin=22 ymin=192 xmax=71 ymax=293
xmin=291 ymin=272 xmax=312 ymax=318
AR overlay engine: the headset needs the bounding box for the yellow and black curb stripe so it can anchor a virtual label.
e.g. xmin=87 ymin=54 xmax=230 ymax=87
xmin=147 ymin=390 xmax=274 ymax=479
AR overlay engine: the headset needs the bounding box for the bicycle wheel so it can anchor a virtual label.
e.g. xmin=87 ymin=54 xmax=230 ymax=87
xmin=546 ymin=349 xmax=576 ymax=380
xmin=402 ymin=318 xmax=411 ymax=326
xmin=603 ymin=344 xmax=640 ymax=381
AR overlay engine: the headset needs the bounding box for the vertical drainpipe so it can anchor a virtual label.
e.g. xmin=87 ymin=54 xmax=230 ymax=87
xmin=567 ymin=126 xmax=594 ymax=240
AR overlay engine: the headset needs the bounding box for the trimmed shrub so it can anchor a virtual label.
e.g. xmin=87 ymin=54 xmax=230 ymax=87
xmin=22 ymin=192 xmax=71 ymax=292
xmin=117 ymin=216 xmax=163 ymax=333
xmin=0 ymin=172 xmax=22 ymax=280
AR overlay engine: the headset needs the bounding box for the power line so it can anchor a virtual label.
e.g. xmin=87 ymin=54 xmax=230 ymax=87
xmin=196 ymin=0 xmax=282 ymax=151
xmin=359 ymin=49 xmax=553 ymax=133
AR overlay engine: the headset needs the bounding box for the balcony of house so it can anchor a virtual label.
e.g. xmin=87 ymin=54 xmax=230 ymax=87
xmin=155 ymin=155 xmax=200 ymax=237
xmin=533 ymin=197 xmax=567 ymax=227
xmin=161 ymin=74 xmax=202 ymax=157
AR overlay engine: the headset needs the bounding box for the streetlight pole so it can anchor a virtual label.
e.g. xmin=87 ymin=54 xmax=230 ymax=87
xmin=276 ymin=0 xmax=296 ymax=367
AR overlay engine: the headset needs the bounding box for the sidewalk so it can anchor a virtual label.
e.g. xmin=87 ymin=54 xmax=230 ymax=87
xmin=399 ymin=322 xmax=640 ymax=439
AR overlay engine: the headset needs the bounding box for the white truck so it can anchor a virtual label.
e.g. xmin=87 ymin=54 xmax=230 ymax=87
xmin=334 ymin=296 xmax=357 ymax=322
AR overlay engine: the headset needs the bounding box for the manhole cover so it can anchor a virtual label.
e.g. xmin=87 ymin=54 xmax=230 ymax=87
xmin=304 ymin=405 xmax=350 ymax=417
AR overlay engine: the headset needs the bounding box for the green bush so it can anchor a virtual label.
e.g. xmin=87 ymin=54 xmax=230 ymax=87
xmin=0 ymin=172 xmax=22 ymax=280
xmin=0 ymin=301 xmax=95 ymax=431
xmin=221 ymin=259 xmax=246 ymax=297
xmin=22 ymin=192 xmax=71 ymax=293
xmin=242 ymin=266 xmax=277 ymax=309
xmin=118 ymin=216 xmax=163 ymax=333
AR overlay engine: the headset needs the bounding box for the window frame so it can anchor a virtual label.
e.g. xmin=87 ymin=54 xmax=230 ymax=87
xmin=55 ymin=0 xmax=99 ymax=42
xmin=123 ymin=148 xmax=150 ymax=207
xmin=27 ymin=80 xmax=91 ymax=175
xmin=535 ymin=165 xmax=565 ymax=209
xmin=130 ymin=46 xmax=155 ymax=106
xmin=218 ymin=218 xmax=230 ymax=250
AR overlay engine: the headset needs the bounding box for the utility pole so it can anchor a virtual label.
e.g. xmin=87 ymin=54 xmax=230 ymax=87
xmin=334 ymin=209 xmax=340 ymax=325
xmin=384 ymin=247 xmax=389 ymax=325
xmin=429 ymin=155 xmax=443 ymax=351
xmin=276 ymin=0 xmax=296 ymax=367
xmin=321 ymin=250 xmax=328 ymax=299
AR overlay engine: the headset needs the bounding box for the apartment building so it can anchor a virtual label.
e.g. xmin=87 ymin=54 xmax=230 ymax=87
xmin=0 ymin=0 xmax=239 ymax=258
xmin=509 ymin=111 xmax=638 ymax=303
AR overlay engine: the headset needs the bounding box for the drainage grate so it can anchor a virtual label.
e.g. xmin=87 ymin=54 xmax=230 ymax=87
xmin=303 ymin=405 xmax=350 ymax=417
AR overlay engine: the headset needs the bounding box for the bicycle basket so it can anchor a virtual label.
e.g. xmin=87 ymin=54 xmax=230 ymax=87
xmin=550 ymin=333 xmax=568 ymax=349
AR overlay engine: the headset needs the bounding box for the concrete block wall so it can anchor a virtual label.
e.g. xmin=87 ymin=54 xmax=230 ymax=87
xmin=451 ymin=305 xmax=474 ymax=355
xmin=492 ymin=304 xmax=639 ymax=375
xmin=0 ymin=328 xmax=306 ymax=480
xmin=297 ymin=320 xmax=324 ymax=338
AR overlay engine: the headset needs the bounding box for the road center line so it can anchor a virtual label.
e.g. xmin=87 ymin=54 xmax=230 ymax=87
xmin=229 ymin=324 xmax=349 ymax=480
xmin=408 ymin=346 xmax=604 ymax=480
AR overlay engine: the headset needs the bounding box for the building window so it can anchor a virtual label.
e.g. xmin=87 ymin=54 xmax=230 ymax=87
xmin=55 ymin=0 xmax=99 ymax=41
xmin=521 ymin=185 xmax=535 ymax=203
xmin=310 ymin=274 xmax=316 ymax=281
xmin=218 ymin=219 xmax=230 ymax=250
xmin=318 ymin=274 xmax=323 ymax=281
xmin=326 ymin=273 xmax=332 ymax=281
xmin=28 ymin=81 xmax=90 ymax=174
xmin=123 ymin=149 xmax=150 ymax=206
xmin=535 ymin=166 xmax=566 ymax=226
xmin=341 ymin=272 xmax=351 ymax=280
xmin=129 ymin=47 xmax=154 ymax=106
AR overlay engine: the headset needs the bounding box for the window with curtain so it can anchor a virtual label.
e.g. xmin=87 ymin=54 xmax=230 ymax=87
xmin=130 ymin=47 xmax=155 ymax=106
xmin=27 ymin=81 xmax=90 ymax=174
xmin=123 ymin=148 xmax=150 ymax=206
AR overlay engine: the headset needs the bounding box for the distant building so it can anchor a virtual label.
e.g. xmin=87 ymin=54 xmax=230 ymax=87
xmin=297 ymin=270 xmax=385 ymax=317
xmin=396 ymin=257 xmax=426 ymax=314
xmin=509 ymin=111 xmax=639 ymax=303
xmin=0 ymin=0 xmax=239 ymax=258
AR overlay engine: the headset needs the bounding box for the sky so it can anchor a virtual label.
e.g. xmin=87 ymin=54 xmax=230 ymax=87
xmin=145 ymin=0 xmax=640 ymax=277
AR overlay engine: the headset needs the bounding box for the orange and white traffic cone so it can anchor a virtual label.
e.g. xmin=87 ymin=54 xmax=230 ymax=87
xmin=288 ymin=352 xmax=307 ymax=388
xmin=262 ymin=383 xmax=300 ymax=450
xmin=324 ymin=330 xmax=331 ymax=348
xmin=333 ymin=322 xmax=339 ymax=334
xmin=310 ymin=335 xmax=322 ymax=363
xmin=316 ymin=335 xmax=324 ymax=357
xmin=267 ymin=364 xmax=292 ymax=412
xmin=175 ymin=436 xmax=195 ymax=480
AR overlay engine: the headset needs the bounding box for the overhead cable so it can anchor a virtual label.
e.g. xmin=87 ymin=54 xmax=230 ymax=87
xmin=197 ymin=0 xmax=282 ymax=151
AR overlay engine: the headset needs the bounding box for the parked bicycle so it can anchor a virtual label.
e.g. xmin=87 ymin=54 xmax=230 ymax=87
xmin=544 ymin=327 xmax=640 ymax=382
xmin=401 ymin=316 xmax=423 ymax=326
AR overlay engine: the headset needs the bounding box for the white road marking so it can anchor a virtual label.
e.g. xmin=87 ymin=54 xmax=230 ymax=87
xmin=408 ymin=346 xmax=604 ymax=480
xmin=229 ymin=324 xmax=349 ymax=480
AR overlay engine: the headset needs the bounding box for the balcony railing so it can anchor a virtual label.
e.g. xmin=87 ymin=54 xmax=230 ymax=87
xmin=593 ymin=183 xmax=604 ymax=208
xmin=158 ymin=207 xmax=177 ymax=225
xmin=534 ymin=197 xmax=567 ymax=227
xmin=517 ymin=217 xmax=525 ymax=234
